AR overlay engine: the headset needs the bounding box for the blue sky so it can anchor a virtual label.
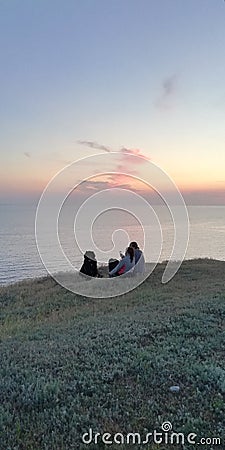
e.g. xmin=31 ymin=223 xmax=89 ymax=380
xmin=0 ymin=0 xmax=225 ymax=203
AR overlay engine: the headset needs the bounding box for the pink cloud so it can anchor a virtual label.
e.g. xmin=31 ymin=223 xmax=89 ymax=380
xmin=77 ymin=139 xmax=150 ymax=163
xmin=117 ymin=147 xmax=150 ymax=173
xmin=77 ymin=141 xmax=151 ymax=190
xmin=120 ymin=147 xmax=150 ymax=161
xmin=107 ymin=173 xmax=135 ymax=188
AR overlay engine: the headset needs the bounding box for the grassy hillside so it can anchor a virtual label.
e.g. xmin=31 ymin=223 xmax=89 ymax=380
xmin=0 ymin=259 xmax=225 ymax=449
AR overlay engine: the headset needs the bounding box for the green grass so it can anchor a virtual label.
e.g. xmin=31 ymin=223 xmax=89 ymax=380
xmin=0 ymin=259 xmax=225 ymax=449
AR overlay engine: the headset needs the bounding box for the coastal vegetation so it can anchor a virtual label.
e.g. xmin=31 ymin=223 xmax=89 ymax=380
xmin=0 ymin=259 xmax=224 ymax=449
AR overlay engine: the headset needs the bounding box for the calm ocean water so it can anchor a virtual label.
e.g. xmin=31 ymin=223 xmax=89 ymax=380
xmin=0 ymin=203 xmax=224 ymax=285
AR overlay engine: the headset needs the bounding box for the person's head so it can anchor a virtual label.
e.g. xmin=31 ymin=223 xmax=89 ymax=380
xmin=129 ymin=241 xmax=139 ymax=250
xmin=84 ymin=250 xmax=96 ymax=261
xmin=125 ymin=246 xmax=134 ymax=262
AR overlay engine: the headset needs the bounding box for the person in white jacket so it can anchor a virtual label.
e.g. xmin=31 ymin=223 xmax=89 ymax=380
xmin=129 ymin=241 xmax=145 ymax=274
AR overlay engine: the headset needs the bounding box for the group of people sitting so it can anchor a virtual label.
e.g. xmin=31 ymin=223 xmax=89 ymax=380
xmin=80 ymin=241 xmax=145 ymax=278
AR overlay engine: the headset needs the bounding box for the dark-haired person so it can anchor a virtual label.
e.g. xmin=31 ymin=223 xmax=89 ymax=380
xmin=109 ymin=247 xmax=135 ymax=277
xmin=80 ymin=251 xmax=100 ymax=277
xmin=129 ymin=241 xmax=145 ymax=274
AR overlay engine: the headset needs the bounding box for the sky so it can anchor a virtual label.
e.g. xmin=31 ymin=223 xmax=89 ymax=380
xmin=0 ymin=0 xmax=225 ymax=204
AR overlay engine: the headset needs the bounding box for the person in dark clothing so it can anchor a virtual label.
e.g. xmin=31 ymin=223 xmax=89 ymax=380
xmin=80 ymin=251 xmax=99 ymax=277
xmin=108 ymin=258 xmax=120 ymax=273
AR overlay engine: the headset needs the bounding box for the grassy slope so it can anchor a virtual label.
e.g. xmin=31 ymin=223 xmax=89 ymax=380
xmin=0 ymin=259 xmax=225 ymax=450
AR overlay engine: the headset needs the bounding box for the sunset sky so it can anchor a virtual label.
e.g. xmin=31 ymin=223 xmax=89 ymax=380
xmin=1 ymin=0 xmax=225 ymax=204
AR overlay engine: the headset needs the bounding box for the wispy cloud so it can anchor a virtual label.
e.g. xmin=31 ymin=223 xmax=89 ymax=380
xmin=77 ymin=176 xmax=144 ymax=193
xmin=155 ymin=74 xmax=178 ymax=110
xmin=77 ymin=180 xmax=111 ymax=192
xmin=77 ymin=140 xmax=112 ymax=153
xmin=120 ymin=147 xmax=150 ymax=165
xmin=77 ymin=141 xmax=151 ymax=190
xmin=162 ymin=75 xmax=177 ymax=96
xmin=24 ymin=152 xmax=31 ymax=158
xmin=107 ymin=172 xmax=137 ymax=189
xmin=78 ymin=140 xmax=150 ymax=163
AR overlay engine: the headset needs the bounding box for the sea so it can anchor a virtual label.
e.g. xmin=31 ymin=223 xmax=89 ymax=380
xmin=0 ymin=203 xmax=224 ymax=285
